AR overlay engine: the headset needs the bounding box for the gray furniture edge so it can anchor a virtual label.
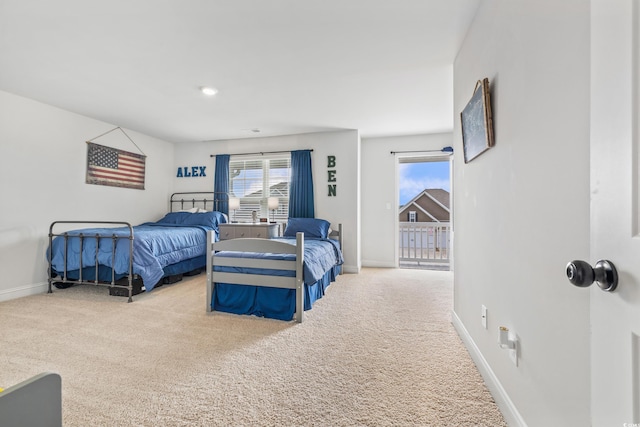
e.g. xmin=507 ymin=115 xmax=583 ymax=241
xmin=0 ymin=372 xmax=62 ymax=427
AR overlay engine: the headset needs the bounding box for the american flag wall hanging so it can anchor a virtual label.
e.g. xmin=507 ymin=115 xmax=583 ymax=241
xmin=86 ymin=142 xmax=146 ymax=190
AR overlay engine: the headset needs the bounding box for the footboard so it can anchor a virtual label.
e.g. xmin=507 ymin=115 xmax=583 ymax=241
xmin=206 ymin=231 xmax=305 ymax=322
xmin=47 ymin=221 xmax=136 ymax=302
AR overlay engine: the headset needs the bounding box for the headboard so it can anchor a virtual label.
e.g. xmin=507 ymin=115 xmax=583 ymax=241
xmin=170 ymin=192 xmax=227 ymax=213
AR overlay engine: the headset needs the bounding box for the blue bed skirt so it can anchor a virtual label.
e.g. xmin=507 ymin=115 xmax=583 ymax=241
xmin=52 ymin=255 xmax=206 ymax=288
xmin=212 ymin=265 xmax=341 ymax=321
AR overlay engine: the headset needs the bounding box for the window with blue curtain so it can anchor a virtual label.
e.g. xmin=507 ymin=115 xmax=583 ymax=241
xmin=214 ymin=154 xmax=230 ymax=214
xmin=289 ymin=150 xmax=314 ymax=218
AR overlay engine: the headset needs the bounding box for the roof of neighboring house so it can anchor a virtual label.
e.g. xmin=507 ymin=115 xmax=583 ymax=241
xmin=237 ymin=181 xmax=289 ymax=199
xmin=399 ymin=189 xmax=450 ymax=222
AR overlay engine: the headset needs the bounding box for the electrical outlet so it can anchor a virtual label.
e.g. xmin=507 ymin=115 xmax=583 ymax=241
xmin=481 ymin=305 xmax=487 ymax=329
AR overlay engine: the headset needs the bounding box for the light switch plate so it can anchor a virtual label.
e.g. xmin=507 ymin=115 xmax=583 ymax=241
xmin=481 ymin=305 xmax=487 ymax=329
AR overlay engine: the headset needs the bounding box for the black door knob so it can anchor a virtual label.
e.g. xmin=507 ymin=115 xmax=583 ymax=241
xmin=566 ymin=259 xmax=618 ymax=292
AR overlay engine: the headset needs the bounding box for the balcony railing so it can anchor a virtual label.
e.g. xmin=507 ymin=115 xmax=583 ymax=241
xmin=399 ymin=221 xmax=451 ymax=267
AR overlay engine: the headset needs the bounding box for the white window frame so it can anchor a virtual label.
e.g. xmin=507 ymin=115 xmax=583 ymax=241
xmin=229 ymin=154 xmax=290 ymax=223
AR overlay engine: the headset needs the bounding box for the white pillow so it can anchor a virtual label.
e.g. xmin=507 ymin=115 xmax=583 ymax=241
xmin=178 ymin=207 xmax=199 ymax=213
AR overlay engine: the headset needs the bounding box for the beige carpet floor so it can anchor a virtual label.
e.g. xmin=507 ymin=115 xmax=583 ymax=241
xmin=0 ymin=268 xmax=506 ymax=426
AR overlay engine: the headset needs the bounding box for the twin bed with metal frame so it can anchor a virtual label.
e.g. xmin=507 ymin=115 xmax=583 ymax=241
xmin=47 ymin=192 xmax=227 ymax=301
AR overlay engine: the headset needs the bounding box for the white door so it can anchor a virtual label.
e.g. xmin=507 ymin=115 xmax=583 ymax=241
xmin=590 ymin=0 xmax=640 ymax=424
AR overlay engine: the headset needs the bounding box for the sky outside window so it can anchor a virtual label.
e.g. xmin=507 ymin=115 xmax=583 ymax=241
xmin=399 ymin=161 xmax=450 ymax=205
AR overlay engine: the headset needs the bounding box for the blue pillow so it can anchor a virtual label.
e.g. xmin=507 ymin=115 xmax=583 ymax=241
xmin=283 ymin=218 xmax=331 ymax=239
xmin=156 ymin=211 xmax=227 ymax=229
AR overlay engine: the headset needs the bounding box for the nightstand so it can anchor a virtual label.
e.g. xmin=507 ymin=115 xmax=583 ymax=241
xmin=219 ymin=223 xmax=279 ymax=240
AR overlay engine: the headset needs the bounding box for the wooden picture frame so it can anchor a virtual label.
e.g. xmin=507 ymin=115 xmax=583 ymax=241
xmin=460 ymin=78 xmax=494 ymax=163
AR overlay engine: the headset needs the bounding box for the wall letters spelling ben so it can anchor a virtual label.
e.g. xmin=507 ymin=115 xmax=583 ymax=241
xmin=327 ymin=155 xmax=336 ymax=196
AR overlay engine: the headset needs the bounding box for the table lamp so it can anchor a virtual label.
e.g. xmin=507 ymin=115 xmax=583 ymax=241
xmin=267 ymin=197 xmax=279 ymax=223
xmin=229 ymin=197 xmax=240 ymax=222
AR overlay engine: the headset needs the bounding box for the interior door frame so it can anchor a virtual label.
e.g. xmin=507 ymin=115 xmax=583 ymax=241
xmin=590 ymin=0 xmax=640 ymax=423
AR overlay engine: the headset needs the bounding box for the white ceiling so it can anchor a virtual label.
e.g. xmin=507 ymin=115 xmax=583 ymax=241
xmin=0 ymin=0 xmax=479 ymax=143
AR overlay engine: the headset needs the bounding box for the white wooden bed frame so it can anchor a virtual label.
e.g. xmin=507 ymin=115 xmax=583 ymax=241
xmin=206 ymin=224 xmax=342 ymax=323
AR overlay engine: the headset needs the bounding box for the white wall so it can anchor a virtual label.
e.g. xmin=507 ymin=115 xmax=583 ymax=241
xmin=172 ymin=130 xmax=361 ymax=273
xmin=361 ymin=133 xmax=453 ymax=267
xmin=452 ymin=1 xmax=591 ymax=425
xmin=0 ymin=90 xmax=175 ymax=301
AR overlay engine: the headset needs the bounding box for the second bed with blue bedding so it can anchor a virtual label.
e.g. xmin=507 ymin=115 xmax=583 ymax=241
xmin=206 ymin=219 xmax=343 ymax=322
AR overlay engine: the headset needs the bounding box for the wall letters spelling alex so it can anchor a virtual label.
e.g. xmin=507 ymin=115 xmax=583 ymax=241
xmin=176 ymin=166 xmax=206 ymax=178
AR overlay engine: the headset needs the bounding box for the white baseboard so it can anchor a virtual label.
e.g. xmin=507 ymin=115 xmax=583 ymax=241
xmin=342 ymin=264 xmax=361 ymax=274
xmin=451 ymin=311 xmax=527 ymax=427
xmin=0 ymin=282 xmax=49 ymax=303
xmin=361 ymin=260 xmax=397 ymax=268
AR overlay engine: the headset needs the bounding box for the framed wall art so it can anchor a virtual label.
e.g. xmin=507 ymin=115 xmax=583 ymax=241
xmin=86 ymin=142 xmax=146 ymax=190
xmin=460 ymin=78 xmax=494 ymax=163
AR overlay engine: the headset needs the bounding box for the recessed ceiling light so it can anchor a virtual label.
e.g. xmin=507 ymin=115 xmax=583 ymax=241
xmin=200 ymin=86 xmax=218 ymax=96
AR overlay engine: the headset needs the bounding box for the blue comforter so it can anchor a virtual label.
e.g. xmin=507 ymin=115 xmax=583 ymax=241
xmin=214 ymin=237 xmax=343 ymax=285
xmin=49 ymin=211 xmax=226 ymax=291
xmin=212 ymin=237 xmax=343 ymax=320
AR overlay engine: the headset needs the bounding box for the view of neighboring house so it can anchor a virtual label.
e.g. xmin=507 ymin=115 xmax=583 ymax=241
xmin=398 ymin=188 xmax=450 ymax=223
xmin=398 ymin=188 xmax=451 ymax=268
xmin=232 ymin=181 xmax=290 ymax=222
